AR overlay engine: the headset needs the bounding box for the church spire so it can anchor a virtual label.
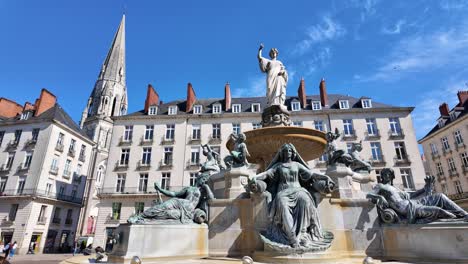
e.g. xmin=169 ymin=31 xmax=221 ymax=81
xmin=81 ymin=14 xmax=128 ymax=126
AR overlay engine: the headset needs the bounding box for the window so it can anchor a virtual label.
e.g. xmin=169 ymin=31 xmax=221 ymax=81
xmin=454 ymin=180 xmax=463 ymax=194
xmin=139 ymin=174 xmax=148 ymax=192
xmin=120 ymin=149 xmax=130 ymax=165
xmin=51 ymin=158 xmax=59 ymax=172
xmin=361 ymin=99 xmax=372 ymax=108
xmin=135 ymin=202 xmax=145 ymax=214
xmin=370 ymin=142 xmax=383 ymax=161
xmin=312 ymin=101 xmax=321 ymax=110
xmin=394 ymin=142 xmax=407 ymax=160
xmin=112 ymin=202 xmax=122 ymax=220
xmin=17 ymin=177 xmax=25 ymax=194
xmin=45 ymin=183 xmax=52 ymax=195
xmin=64 ymin=160 xmax=72 ymax=176
xmin=142 ymin=147 xmax=152 ymax=165
xmin=189 ymin=173 xmax=198 ymax=186
xmin=291 ymin=102 xmax=300 ymax=111
xmin=430 ymin=143 xmax=438 ymax=155
xmin=165 ymin=124 xmax=175 ymax=140
xmin=192 ymin=124 xmax=201 ymax=140
xmin=450 ymin=112 xmax=457 ymax=121
xmin=53 ymin=207 xmax=61 ymax=223
xmin=57 ymin=133 xmax=64 ymax=146
xmin=9 ymin=204 xmax=19 ymax=221
xmin=339 ymin=100 xmax=349 ymax=109
xmin=116 ymin=174 xmax=126 ymax=193
xmin=400 ymin=169 xmax=415 ymax=190
xmin=441 ymin=183 xmax=448 ymax=195
xmin=123 ymin=126 xmax=133 ymax=141
xmin=191 ymin=147 xmax=200 ymax=164
xmin=436 ymin=162 xmax=444 ymax=176
xmin=366 ymin=118 xmax=378 ymax=136
xmin=314 ymin=120 xmax=325 ymax=131
xmin=0 ymin=177 xmax=6 ymax=192
xmin=163 ymin=147 xmax=173 ymax=165
xmin=168 ymin=106 xmax=178 ymax=115
xmin=32 ymin=128 xmax=40 ymax=141
xmin=69 ymin=139 xmax=76 ymax=153
xmin=0 ymin=131 xmax=4 ymax=146
xmin=66 ymin=209 xmax=73 ymax=221
xmin=212 ymin=104 xmax=222 ymax=114
xmin=212 ymin=124 xmax=221 ymax=139
xmin=6 ymin=153 xmax=15 ymax=169
xmin=24 ymin=152 xmax=33 ymax=168
xmin=438 ymin=119 xmax=445 ymax=128
xmin=232 ymin=104 xmax=241 ymax=113
xmin=58 ymin=185 xmax=65 ymax=196
xmin=76 ymin=164 xmax=82 ymax=175
xmin=252 ymin=123 xmax=262 ymax=130
xmin=161 ymin=172 xmax=171 ymax=190
xmin=144 ymin=125 xmax=154 ymax=141
xmin=20 ymin=111 xmax=32 ymax=120
xmin=71 ymin=185 xmax=78 ymax=198
xmin=232 ymin=124 xmax=241 ymax=135
xmin=251 ymin=103 xmax=261 ymax=112
xmin=389 ymin=118 xmax=402 ymax=135
xmin=441 ymin=136 xmax=450 ymax=151
xmin=14 ymin=130 xmax=22 ymax=144
xmin=375 ymin=169 xmax=381 ymax=183
xmin=448 ymin=158 xmax=457 ymax=172
xmin=343 ymin=119 xmax=354 ymax=136
xmin=38 ymin=205 xmax=47 ymax=222
xmin=454 ymin=130 xmax=464 ymax=145
xmin=346 ymin=143 xmax=353 ymax=153
xmin=461 ymin=152 xmax=468 ymax=168
xmin=292 ymin=121 xmax=303 ymax=127
xmin=79 ymin=145 xmax=86 ymax=160
xmin=193 ymin=105 xmax=202 ymax=114
xmin=148 ymin=106 xmax=157 ymax=115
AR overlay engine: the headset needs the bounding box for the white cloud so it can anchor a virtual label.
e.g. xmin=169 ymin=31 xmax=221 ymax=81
xmin=232 ymin=77 xmax=265 ymax=98
xmin=382 ymin=20 xmax=406 ymax=35
xmin=440 ymin=0 xmax=468 ymax=10
xmin=349 ymin=0 xmax=380 ymax=22
xmin=413 ymin=81 xmax=462 ymax=139
xmin=363 ymin=24 xmax=468 ymax=81
xmin=305 ymin=47 xmax=332 ymax=75
xmin=292 ymin=16 xmax=345 ymax=56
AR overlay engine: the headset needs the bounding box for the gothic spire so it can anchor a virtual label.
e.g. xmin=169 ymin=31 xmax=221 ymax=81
xmin=99 ymin=14 xmax=126 ymax=84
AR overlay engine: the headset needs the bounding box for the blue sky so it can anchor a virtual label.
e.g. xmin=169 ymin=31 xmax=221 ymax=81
xmin=1 ymin=0 xmax=468 ymax=140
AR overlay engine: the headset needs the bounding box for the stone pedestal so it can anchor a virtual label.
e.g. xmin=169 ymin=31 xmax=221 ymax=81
xmin=261 ymin=105 xmax=291 ymax=127
xmin=326 ymin=165 xmax=374 ymax=199
xmin=211 ymin=167 xmax=252 ymax=199
xmin=109 ymin=223 xmax=208 ymax=263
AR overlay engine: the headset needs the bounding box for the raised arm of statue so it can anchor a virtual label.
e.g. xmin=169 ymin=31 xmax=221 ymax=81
xmin=154 ymin=182 xmax=187 ymax=198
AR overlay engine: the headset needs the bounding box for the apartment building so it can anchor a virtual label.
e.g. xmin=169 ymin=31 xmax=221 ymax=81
xmin=92 ymin=79 xmax=425 ymax=248
xmin=419 ymin=91 xmax=468 ymax=209
xmin=0 ymin=89 xmax=94 ymax=254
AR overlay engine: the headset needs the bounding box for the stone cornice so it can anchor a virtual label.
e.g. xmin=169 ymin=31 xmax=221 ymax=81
xmin=418 ymin=114 xmax=468 ymax=143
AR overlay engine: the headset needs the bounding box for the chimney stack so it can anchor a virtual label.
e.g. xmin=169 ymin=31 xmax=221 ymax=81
xmin=297 ymin=78 xmax=306 ymax=108
xmin=34 ymin=89 xmax=57 ymax=117
xmin=457 ymin=91 xmax=468 ymax=105
xmin=23 ymin=102 xmax=35 ymax=112
xmin=224 ymin=82 xmax=232 ymax=111
xmin=144 ymin=84 xmax=159 ymax=113
xmin=319 ymin=78 xmax=328 ymax=107
xmin=0 ymin=98 xmax=23 ymax=118
xmin=439 ymin=103 xmax=450 ymax=117
xmin=186 ymin=83 xmax=196 ymax=113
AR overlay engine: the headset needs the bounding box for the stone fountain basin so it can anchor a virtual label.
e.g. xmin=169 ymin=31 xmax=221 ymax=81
xmin=227 ymin=126 xmax=327 ymax=167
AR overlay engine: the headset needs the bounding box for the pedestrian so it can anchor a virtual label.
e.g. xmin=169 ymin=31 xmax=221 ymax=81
xmin=2 ymin=242 xmax=11 ymax=264
xmin=8 ymin=241 xmax=17 ymax=260
xmin=28 ymin=241 xmax=35 ymax=254
xmin=73 ymin=240 xmax=78 ymax=256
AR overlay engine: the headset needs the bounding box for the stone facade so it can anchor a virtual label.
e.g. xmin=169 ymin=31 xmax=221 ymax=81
xmin=91 ymin=80 xmax=425 ymax=248
xmin=419 ymin=91 xmax=468 ymax=209
xmin=0 ymin=90 xmax=94 ymax=255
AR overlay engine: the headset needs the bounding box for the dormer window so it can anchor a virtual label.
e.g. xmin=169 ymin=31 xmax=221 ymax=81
xmin=312 ymin=101 xmax=322 ymax=110
xmin=449 ymin=111 xmax=457 ymax=121
xmin=438 ymin=119 xmax=445 ymax=128
xmin=339 ymin=100 xmax=349 ymax=109
xmin=291 ymin=102 xmax=301 ymax=111
xmin=168 ymin=106 xmax=178 ymax=115
xmin=251 ymin=103 xmax=261 ymax=113
xmin=193 ymin=105 xmax=202 ymax=114
xmin=148 ymin=106 xmax=158 ymax=115
xmin=20 ymin=111 xmax=32 ymax=120
xmin=232 ymin=104 xmax=242 ymax=113
xmin=361 ymin=99 xmax=372 ymax=108
xmin=212 ymin=104 xmax=222 ymax=114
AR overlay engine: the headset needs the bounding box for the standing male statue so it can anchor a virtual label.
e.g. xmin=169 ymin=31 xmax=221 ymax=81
xmin=258 ymin=43 xmax=288 ymax=107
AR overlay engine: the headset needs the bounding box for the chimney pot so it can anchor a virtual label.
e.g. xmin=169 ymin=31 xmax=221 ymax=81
xmin=186 ymin=83 xmax=196 ymax=113
xmin=439 ymin=103 xmax=450 ymax=116
xmin=319 ymin=78 xmax=329 ymax=107
xmin=457 ymin=90 xmax=468 ymax=105
xmin=34 ymin=89 xmax=57 ymax=117
xmin=224 ymin=83 xmax=232 ymax=111
xmin=297 ymin=78 xmax=306 ymax=108
xmin=144 ymin=84 xmax=159 ymax=113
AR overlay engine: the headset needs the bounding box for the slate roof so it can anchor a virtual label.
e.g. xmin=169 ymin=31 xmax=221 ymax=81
xmin=419 ymin=99 xmax=468 ymax=141
xmin=123 ymin=94 xmax=399 ymax=117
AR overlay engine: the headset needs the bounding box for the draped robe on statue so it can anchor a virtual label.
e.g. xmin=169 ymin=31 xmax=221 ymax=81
xmin=258 ymin=57 xmax=288 ymax=106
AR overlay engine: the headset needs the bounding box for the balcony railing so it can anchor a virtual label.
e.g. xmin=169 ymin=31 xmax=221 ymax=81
xmin=388 ymin=129 xmax=405 ymax=140
xmin=118 ymin=136 xmax=133 ymax=146
xmin=455 ymin=142 xmax=466 ymax=151
xmin=114 ymin=161 xmax=129 ymax=171
xmin=0 ymin=188 xmax=83 ymax=204
xmin=442 ymin=147 xmax=452 ymax=156
xmin=448 ymin=169 xmax=459 ymax=178
xmin=79 ymin=153 xmax=86 ymax=162
xmin=73 ymin=173 xmax=83 ymax=183
xmin=68 ymin=149 xmax=76 ymax=158
xmin=24 ymin=138 xmax=37 ymax=147
xmin=365 ymin=129 xmax=380 ymax=139
xmin=208 ymin=134 xmax=222 ymax=144
xmin=188 ymin=135 xmax=201 ymax=144
xmin=431 ymin=152 xmax=441 ymax=160
xmin=369 ymin=155 xmax=386 ymax=167
xmin=140 ymin=137 xmax=153 ymax=146
xmin=65 ymin=218 xmax=73 ymax=225
xmin=136 ymin=160 xmax=151 ymax=170
xmin=55 ymin=143 xmax=64 ymax=152
xmin=462 ymin=166 xmax=468 ymax=175
xmin=50 ymin=166 xmax=59 ymax=175
xmin=0 ymin=164 xmax=11 ymax=172
xmin=186 ymin=160 xmax=201 ymax=170
xmin=63 ymin=170 xmax=71 ymax=179
xmin=37 ymin=216 xmax=47 ymax=225
xmin=97 ymin=186 xmax=184 ymax=196
xmin=161 ymin=136 xmax=175 ymax=145
xmin=393 ymin=156 xmax=411 ymax=166
xmin=17 ymin=162 xmax=30 ymax=172
xmin=342 ymin=130 xmax=357 ymax=141
xmin=436 ymin=172 xmax=446 ymax=182
xmin=449 ymin=192 xmax=468 ymax=201
xmin=6 ymin=140 xmax=19 ymax=150
xmin=159 ymin=159 xmax=173 ymax=169
xmin=52 ymin=217 xmax=61 ymax=224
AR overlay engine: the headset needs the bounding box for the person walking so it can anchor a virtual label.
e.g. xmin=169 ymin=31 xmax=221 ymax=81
xmin=2 ymin=242 xmax=11 ymax=264
xmin=8 ymin=241 xmax=17 ymax=261
xmin=72 ymin=240 xmax=78 ymax=256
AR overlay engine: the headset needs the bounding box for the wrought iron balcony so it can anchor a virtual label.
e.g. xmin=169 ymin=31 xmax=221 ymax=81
xmin=436 ymin=172 xmax=446 ymax=182
xmin=431 ymin=152 xmax=441 ymax=160
xmin=186 ymin=160 xmax=201 ymax=170
xmin=97 ymin=186 xmax=184 ymax=196
xmin=0 ymin=188 xmax=83 ymax=204
xmin=6 ymin=140 xmax=19 ymax=150
xmin=79 ymin=153 xmax=86 ymax=162
xmin=55 ymin=143 xmax=64 ymax=152
xmin=17 ymin=162 xmax=30 ymax=172
xmin=0 ymin=164 xmax=11 ymax=172
xmin=188 ymin=135 xmax=201 ymax=144
xmin=161 ymin=136 xmax=175 ymax=145
xmin=448 ymin=169 xmax=459 ymax=178
xmin=388 ymin=129 xmax=405 ymax=140
xmin=455 ymin=142 xmax=466 ymax=151
xmin=37 ymin=216 xmax=47 ymax=225
xmin=393 ymin=156 xmax=411 ymax=166
xmin=462 ymin=166 xmax=468 ymax=175
xmin=364 ymin=129 xmax=381 ymax=139
xmin=118 ymin=136 xmax=133 ymax=146
xmin=50 ymin=166 xmax=59 ymax=175
xmin=442 ymin=147 xmax=452 ymax=156
xmin=342 ymin=130 xmax=357 ymax=141
xmin=72 ymin=173 xmax=82 ymax=183
xmin=159 ymin=159 xmax=173 ymax=169
xmin=114 ymin=161 xmax=129 ymax=171
xmin=140 ymin=136 xmax=153 ymax=146
xmin=68 ymin=149 xmax=76 ymax=158
xmin=63 ymin=170 xmax=71 ymax=179
xmin=208 ymin=134 xmax=222 ymax=144
xmin=24 ymin=138 xmax=37 ymax=147
xmin=136 ymin=160 xmax=151 ymax=170
xmin=369 ymin=155 xmax=386 ymax=167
